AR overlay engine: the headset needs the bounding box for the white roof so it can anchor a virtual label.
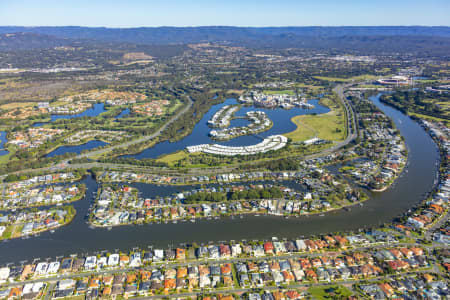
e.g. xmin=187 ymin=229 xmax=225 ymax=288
xmin=0 ymin=267 xmax=9 ymax=281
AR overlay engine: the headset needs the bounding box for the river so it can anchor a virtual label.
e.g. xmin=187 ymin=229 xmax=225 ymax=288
xmin=0 ymin=94 xmax=439 ymax=264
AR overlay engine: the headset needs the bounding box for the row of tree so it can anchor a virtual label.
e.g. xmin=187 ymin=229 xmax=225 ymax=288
xmin=184 ymin=186 xmax=284 ymax=204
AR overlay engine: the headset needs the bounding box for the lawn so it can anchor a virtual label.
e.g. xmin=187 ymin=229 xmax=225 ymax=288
xmin=313 ymin=74 xmax=377 ymax=82
xmin=284 ymin=116 xmax=317 ymax=141
xmin=409 ymin=112 xmax=449 ymax=125
xmin=0 ymin=152 xmax=13 ymax=165
xmin=285 ymin=98 xmax=347 ymax=142
xmin=263 ymin=89 xmax=295 ymax=95
xmin=355 ymin=84 xmax=384 ymax=89
xmin=0 ymin=224 xmax=24 ymax=240
xmin=156 ymin=150 xmax=199 ymax=166
xmin=308 ymin=285 xmax=353 ymax=299
xmin=294 ymin=83 xmax=324 ymax=90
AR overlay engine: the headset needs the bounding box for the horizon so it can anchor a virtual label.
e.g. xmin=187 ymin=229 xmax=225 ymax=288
xmin=1 ymin=0 xmax=449 ymax=27
xmin=2 ymin=25 xmax=450 ymax=29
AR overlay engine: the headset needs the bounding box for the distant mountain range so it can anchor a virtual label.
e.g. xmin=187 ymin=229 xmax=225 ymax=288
xmin=0 ymin=26 xmax=449 ymax=45
xmin=0 ymin=26 xmax=449 ymax=57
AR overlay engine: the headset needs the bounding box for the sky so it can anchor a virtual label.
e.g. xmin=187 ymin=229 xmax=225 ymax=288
xmin=0 ymin=0 xmax=449 ymax=27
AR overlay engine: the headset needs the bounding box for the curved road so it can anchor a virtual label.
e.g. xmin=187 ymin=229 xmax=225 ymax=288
xmin=71 ymin=96 xmax=193 ymax=161
xmin=9 ymin=84 xmax=356 ymax=176
xmin=65 ymin=85 xmax=358 ymax=175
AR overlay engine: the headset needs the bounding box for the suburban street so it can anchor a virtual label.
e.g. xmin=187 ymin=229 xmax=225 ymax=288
xmin=1 ymin=240 xmax=444 ymax=290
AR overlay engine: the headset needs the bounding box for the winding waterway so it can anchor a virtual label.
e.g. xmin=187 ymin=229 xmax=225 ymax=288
xmin=0 ymin=131 xmax=8 ymax=157
xmin=115 ymin=108 xmax=130 ymax=119
xmin=0 ymin=94 xmax=439 ymax=264
xmin=33 ymin=103 xmax=107 ymax=127
xmin=46 ymin=140 xmax=109 ymax=158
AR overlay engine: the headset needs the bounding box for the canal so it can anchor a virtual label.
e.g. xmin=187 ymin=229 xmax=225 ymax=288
xmin=0 ymin=94 xmax=439 ymax=264
xmin=46 ymin=140 xmax=109 ymax=158
xmin=0 ymin=131 xmax=8 ymax=157
xmin=33 ymin=103 xmax=107 ymax=127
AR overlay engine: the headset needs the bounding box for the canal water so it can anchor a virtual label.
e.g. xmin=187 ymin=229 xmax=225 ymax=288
xmin=0 ymin=94 xmax=439 ymax=264
xmin=0 ymin=131 xmax=8 ymax=156
xmin=115 ymin=108 xmax=130 ymax=119
xmin=33 ymin=103 xmax=107 ymax=127
xmin=122 ymin=98 xmax=330 ymax=159
xmin=45 ymin=140 xmax=109 ymax=158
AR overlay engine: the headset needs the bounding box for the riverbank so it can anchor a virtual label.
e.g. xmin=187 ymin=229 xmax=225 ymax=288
xmin=89 ymin=175 xmax=366 ymax=228
xmin=0 ymin=206 xmax=76 ymax=241
xmin=0 ymin=183 xmax=85 ymax=211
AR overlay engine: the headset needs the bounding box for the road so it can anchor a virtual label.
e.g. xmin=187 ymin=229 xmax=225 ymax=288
xmin=333 ymin=84 xmax=358 ymax=148
xmin=8 ymin=84 xmax=357 ymax=177
xmin=44 ymin=283 xmax=55 ymax=300
xmin=424 ymin=210 xmax=449 ymax=241
xmin=2 ymin=240 xmax=440 ymax=290
xmin=71 ymin=95 xmax=193 ymax=161
xmin=129 ymin=269 xmax=437 ymax=299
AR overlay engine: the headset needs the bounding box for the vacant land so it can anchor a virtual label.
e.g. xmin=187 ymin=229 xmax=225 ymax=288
xmin=313 ymin=74 xmax=377 ymax=82
xmin=308 ymin=285 xmax=353 ymax=299
xmin=156 ymin=150 xmax=202 ymax=166
xmin=0 ymin=101 xmax=36 ymax=110
xmin=0 ymin=78 xmax=96 ymax=102
xmin=226 ymin=89 xmax=245 ymax=95
xmin=156 ymin=150 xmax=190 ymax=165
xmin=285 ymin=97 xmax=347 ymax=142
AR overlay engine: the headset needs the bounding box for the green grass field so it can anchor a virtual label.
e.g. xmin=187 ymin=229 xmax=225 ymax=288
xmin=156 ymin=150 xmax=190 ymax=165
xmin=314 ymin=74 xmax=377 ymax=82
xmin=263 ymin=89 xmax=295 ymax=95
xmin=0 ymin=152 xmax=13 ymax=165
xmin=0 ymin=224 xmax=24 ymax=240
xmin=156 ymin=150 xmax=204 ymax=166
xmin=294 ymin=83 xmax=324 ymax=90
xmin=409 ymin=112 xmax=449 ymax=125
xmin=355 ymin=84 xmax=384 ymax=89
xmin=285 ymin=98 xmax=347 ymax=142
xmin=308 ymin=285 xmax=353 ymax=299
